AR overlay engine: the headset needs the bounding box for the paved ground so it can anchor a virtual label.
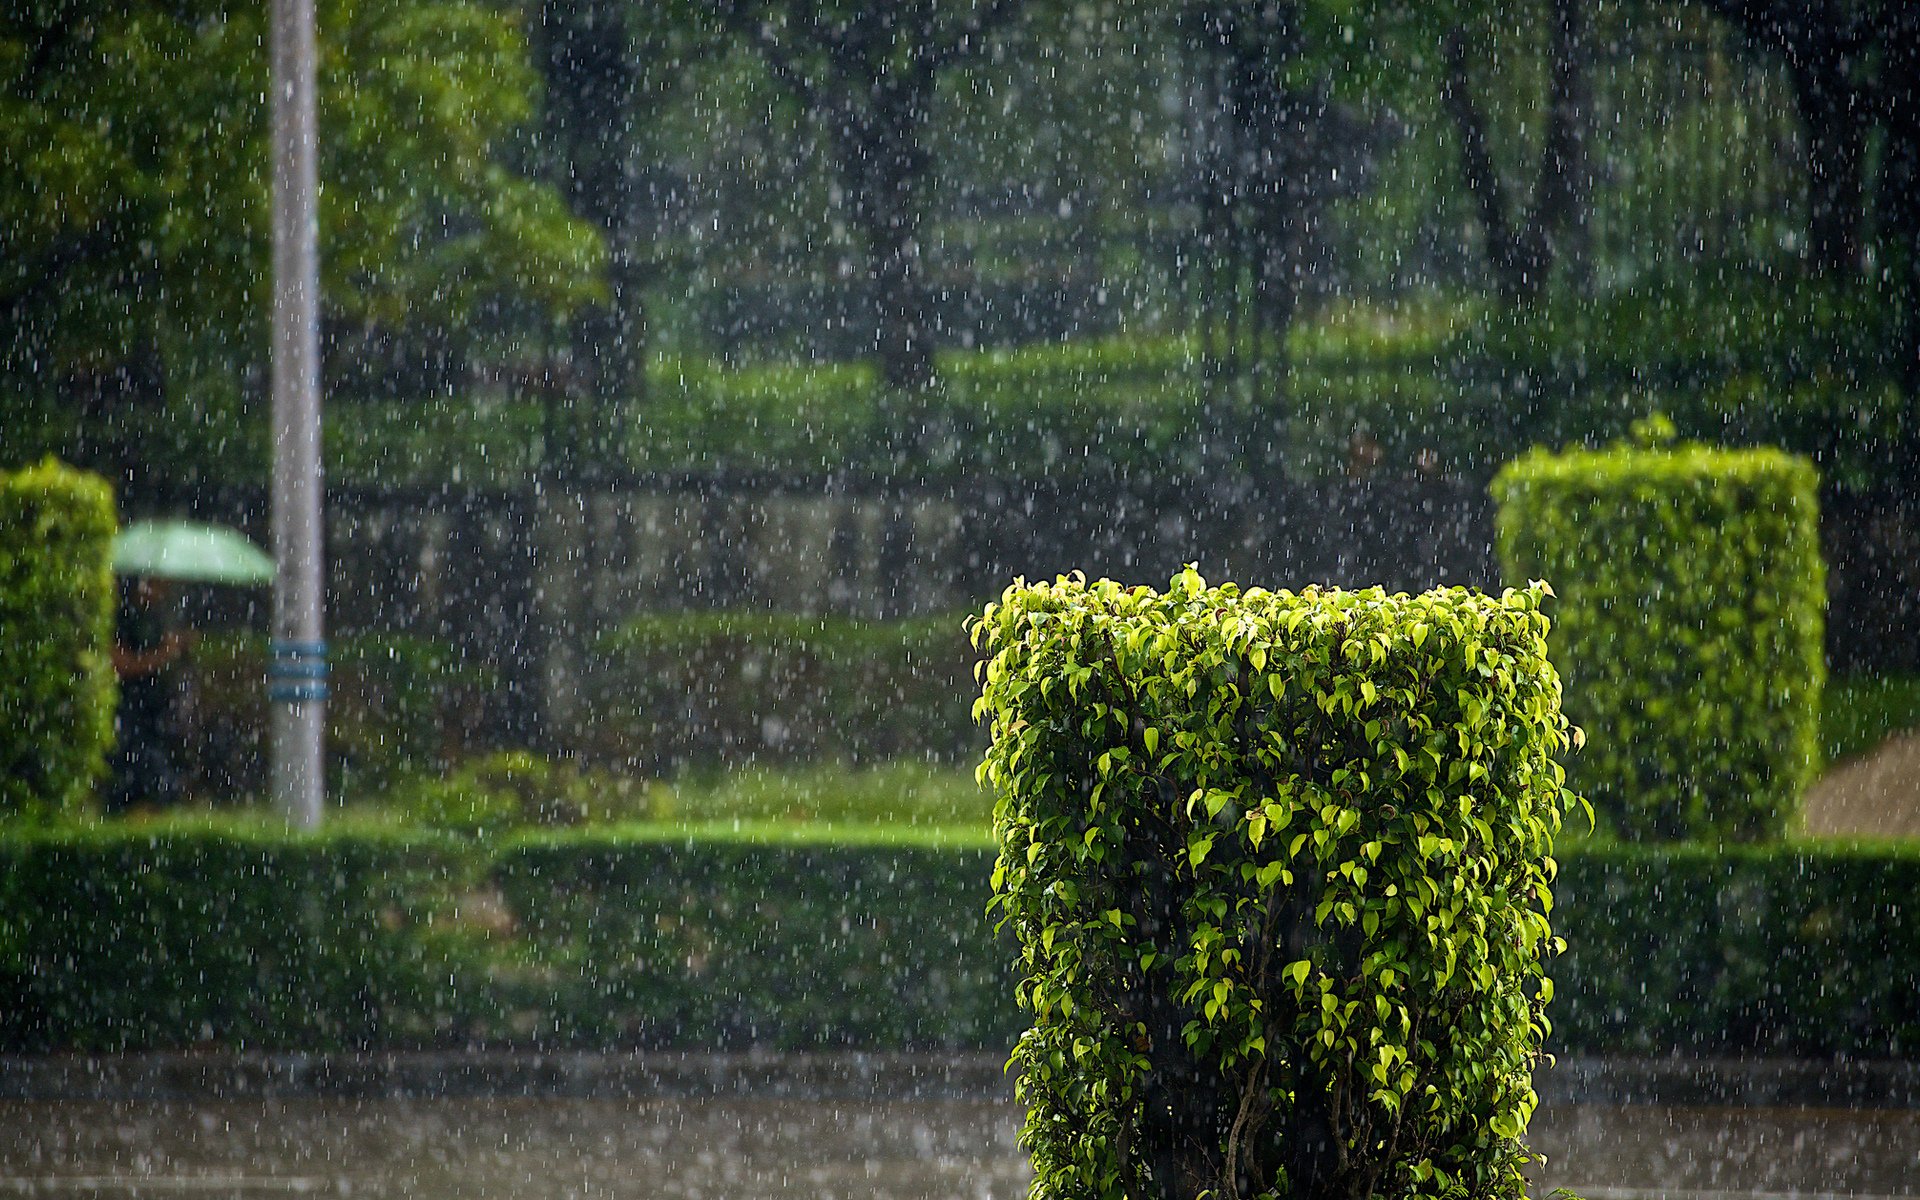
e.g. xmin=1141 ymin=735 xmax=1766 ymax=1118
xmin=1803 ymin=730 xmax=1920 ymax=840
xmin=1 ymin=1094 xmax=1917 ymax=1200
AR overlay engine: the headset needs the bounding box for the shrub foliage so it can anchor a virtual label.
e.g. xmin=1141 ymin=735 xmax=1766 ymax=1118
xmin=0 ymin=459 xmax=116 ymax=822
xmin=973 ymin=570 xmax=1579 ymax=1200
xmin=1492 ymin=424 xmax=1825 ymax=841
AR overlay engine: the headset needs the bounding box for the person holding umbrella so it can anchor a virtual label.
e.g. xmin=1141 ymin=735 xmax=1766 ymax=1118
xmin=108 ymin=574 xmax=194 ymax=813
xmin=107 ymin=521 xmax=274 ymax=814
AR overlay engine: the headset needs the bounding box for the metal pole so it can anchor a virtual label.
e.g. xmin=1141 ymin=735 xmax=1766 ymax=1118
xmin=269 ymin=0 xmax=326 ymax=827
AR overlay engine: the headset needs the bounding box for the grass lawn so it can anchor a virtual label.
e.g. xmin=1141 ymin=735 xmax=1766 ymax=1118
xmin=659 ymin=760 xmax=991 ymax=829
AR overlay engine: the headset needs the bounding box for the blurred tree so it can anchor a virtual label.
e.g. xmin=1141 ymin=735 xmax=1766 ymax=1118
xmin=1698 ymin=3 xmax=1920 ymax=424
xmin=1178 ymin=1 xmax=1399 ymax=393
xmin=0 ymin=0 xmax=602 ymax=444
xmin=529 ymin=0 xmax=721 ymax=427
xmin=711 ymin=0 xmax=1030 ymax=394
xmin=1436 ymin=0 xmax=1593 ymax=299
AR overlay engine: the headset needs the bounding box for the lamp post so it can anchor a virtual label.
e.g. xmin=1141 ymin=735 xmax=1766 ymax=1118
xmin=268 ymin=0 xmax=326 ymax=827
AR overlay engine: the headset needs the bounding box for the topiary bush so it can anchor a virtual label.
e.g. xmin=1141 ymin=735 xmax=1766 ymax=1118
xmin=974 ymin=569 xmax=1580 ymax=1200
xmin=0 ymin=458 xmax=117 ymax=823
xmin=1492 ymin=420 xmax=1825 ymax=842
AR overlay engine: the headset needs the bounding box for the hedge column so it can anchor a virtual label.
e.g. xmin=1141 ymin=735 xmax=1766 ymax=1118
xmin=1492 ymin=424 xmax=1824 ymax=842
xmin=975 ymin=570 xmax=1580 ymax=1200
xmin=0 ymin=461 xmax=117 ymax=823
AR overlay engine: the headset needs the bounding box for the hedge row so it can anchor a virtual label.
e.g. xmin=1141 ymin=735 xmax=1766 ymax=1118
xmin=3 ymin=823 xmax=1916 ymax=1059
xmin=1495 ymin=428 xmax=1825 ymax=841
xmin=492 ymin=827 xmax=1012 ymax=1048
xmin=0 ymin=822 xmax=472 ymax=1051
xmin=0 ymin=459 xmax=117 ymax=823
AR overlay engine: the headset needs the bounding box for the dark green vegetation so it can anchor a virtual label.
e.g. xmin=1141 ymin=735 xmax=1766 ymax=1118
xmin=494 ymin=828 xmax=1010 ymax=1048
xmin=1552 ymin=843 xmax=1920 ymax=1059
xmin=581 ymin=612 xmax=976 ymax=768
xmin=1 ymin=0 xmax=599 ymax=429
xmin=1495 ymin=426 xmax=1826 ymax=842
xmin=0 ymin=820 xmax=470 ymax=1051
xmin=0 ymin=460 xmax=116 ymax=823
xmin=974 ymin=572 xmax=1578 ymax=1199
xmin=3 ymin=820 xmax=1916 ymax=1063
xmin=8 ymin=283 xmax=1904 ymax=489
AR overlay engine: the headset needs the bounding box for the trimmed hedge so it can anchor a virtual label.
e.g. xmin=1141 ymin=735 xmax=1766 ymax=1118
xmin=1493 ymin=426 xmax=1826 ymax=842
xmin=0 ymin=822 xmax=473 ymax=1051
xmin=3 ymin=823 xmax=1917 ymax=1061
xmin=974 ymin=572 xmax=1578 ymax=1200
xmin=1550 ymin=842 xmax=1920 ymax=1060
xmin=492 ymin=825 xmax=1015 ymax=1049
xmin=577 ymin=612 xmax=978 ymax=769
xmin=0 ymin=459 xmax=116 ymax=823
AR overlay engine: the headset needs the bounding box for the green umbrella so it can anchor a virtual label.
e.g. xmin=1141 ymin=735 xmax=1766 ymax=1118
xmin=112 ymin=520 xmax=276 ymax=585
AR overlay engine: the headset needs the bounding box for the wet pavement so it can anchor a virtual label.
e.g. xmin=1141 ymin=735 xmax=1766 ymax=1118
xmin=2 ymin=1094 xmax=1917 ymax=1199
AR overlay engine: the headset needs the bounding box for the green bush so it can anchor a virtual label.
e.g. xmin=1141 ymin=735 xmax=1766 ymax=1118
xmin=0 ymin=459 xmax=116 ymax=823
xmin=579 ymin=612 xmax=978 ymax=769
xmin=391 ymin=750 xmax=665 ymax=837
xmin=974 ymin=570 xmax=1579 ymax=1200
xmin=492 ymin=824 xmax=1017 ymax=1049
xmin=1493 ymin=423 xmax=1826 ymax=842
xmin=0 ymin=819 xmax=474 ymax=1051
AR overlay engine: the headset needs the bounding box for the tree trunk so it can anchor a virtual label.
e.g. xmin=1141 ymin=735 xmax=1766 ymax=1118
xmin=1441 ymin=30 xmax=1526 ymax=297
xmin=1442 ymin=0 xmax=1593 ymax=300
xmin=836 ymin=90 xmax=937 ymax=396
xmin=1532 ymin=0 xmax=1593 ymax=285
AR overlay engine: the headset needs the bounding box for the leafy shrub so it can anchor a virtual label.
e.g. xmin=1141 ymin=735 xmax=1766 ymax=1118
xmin=1493 ymin=422 xmax=1825 ymax=841
xmin=974 ymin=570 xmax=1579 ymax=1200
xmin=0 ymin=459 xmax=116 ymax=823
xmin=0 ymin=819 xmax=472 ymax=1051
xmin=579 ymin=612 xmax=978 ymax=770
xmin=392 ymin=750 xmax=665 ymax=837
